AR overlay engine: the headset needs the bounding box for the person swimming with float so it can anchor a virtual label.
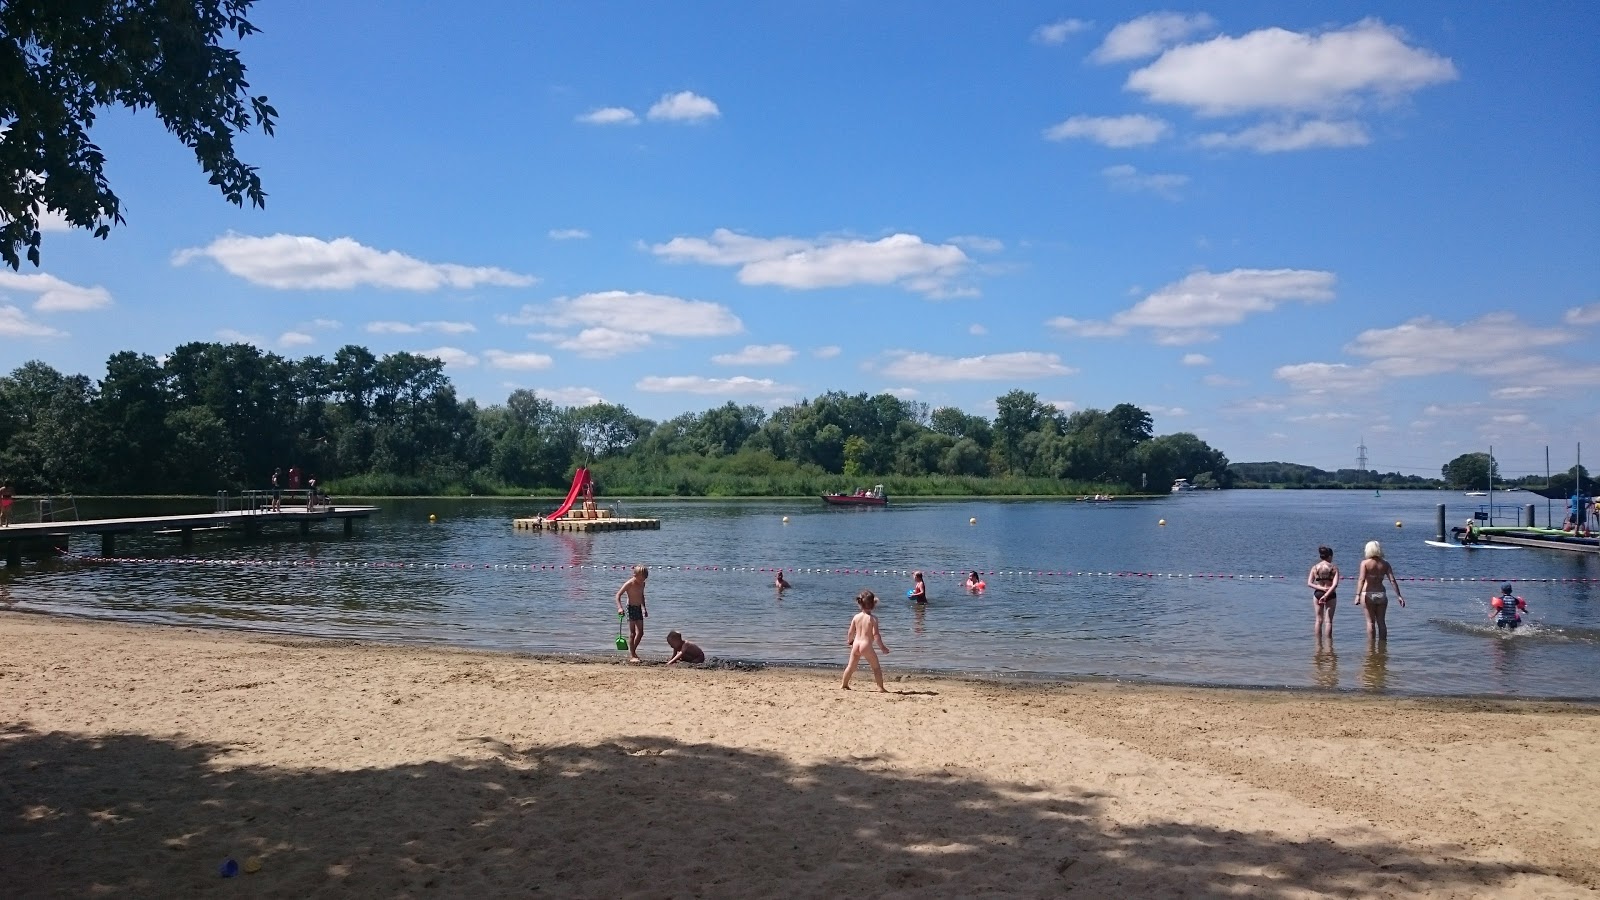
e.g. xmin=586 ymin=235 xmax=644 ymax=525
xmin=964 ymin=571 xmax=985 ymax=593
xmin=1490 ymin=583 xmax=1528 ymax=631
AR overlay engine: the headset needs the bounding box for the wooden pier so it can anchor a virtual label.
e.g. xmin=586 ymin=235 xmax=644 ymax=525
xmin=1 ymin=506 xmax=378 ymax=567
xmin=1452 ymin=526 xmax=1598 ymax=554
xmin=514 ymin=513 xmax=660 ymax=533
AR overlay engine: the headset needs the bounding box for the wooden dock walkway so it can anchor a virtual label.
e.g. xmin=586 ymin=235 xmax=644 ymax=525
xmin=1 ymin=506 xmax=379 ymax=566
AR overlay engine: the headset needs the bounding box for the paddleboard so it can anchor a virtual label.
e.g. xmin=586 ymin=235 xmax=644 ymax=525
xmin=1424 ymin=540 xmax=1518 ymax=550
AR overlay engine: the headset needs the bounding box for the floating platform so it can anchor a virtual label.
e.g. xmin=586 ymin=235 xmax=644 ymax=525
xmin=514 ymin=515 xmax=661 ymax=532
xmin=1450 ymin=526 xmax=1598 ymax=554
xmin=1 ymin=505 xmax=378 ymax=566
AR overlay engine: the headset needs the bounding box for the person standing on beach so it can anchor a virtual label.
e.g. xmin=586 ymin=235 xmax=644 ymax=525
xmin=1307 ymin=546 xmax=1340 ymax=641
xmin=842 ymin=589 xmax=890 ymax=691
xmin=615 ymin=565 xmax=649 ymax=664
xmin=1354 ymin=540 xmax=1404 ymax=641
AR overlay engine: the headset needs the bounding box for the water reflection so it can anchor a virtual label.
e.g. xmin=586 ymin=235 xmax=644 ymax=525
xmin=1312 ymin=644 xmax=1339 ymax=690
xmin=1361 ymin=643 xmax=1389 ymax=693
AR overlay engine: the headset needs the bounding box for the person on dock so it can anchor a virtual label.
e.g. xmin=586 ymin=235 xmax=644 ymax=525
xmin=1307 ymin=546 xmax=1340 ymax=641
xmin=0 ymin=481 xmax=11 ymax=527
xmin=1490 ymin=584 xmax=1528 ymax=631
xmin=842 ymin=589 xmax=890 ymax=691
xmin=774 ymin=569 xmax=791 ymax=591
xmin=615 ymin=565 xmax=649 ymax=663
xmin=269 ymin=468 xmax=282 ymax=512
xmin=665 ymin=630 xmax=705 ymax=665
xmin=1355 ymin=540 xmax=1404 ymax=641
xmin=909 ymin=570 xmax=927 ymax=604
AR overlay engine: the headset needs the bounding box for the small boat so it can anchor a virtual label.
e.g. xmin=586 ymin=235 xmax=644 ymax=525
xmin=1171 ymin=478 xmax=1196 ymax=493
xmin=1078 ymin=494 xmax=1117 ymax=503
xmin=1464 ymin=491 xmax=1488 ymax=497
xmin=822 ymin=484 xmax=887 ymax=507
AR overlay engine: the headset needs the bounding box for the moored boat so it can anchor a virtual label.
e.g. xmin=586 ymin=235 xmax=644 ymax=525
xmin=822 ymin=484 xmax=887 ymax=507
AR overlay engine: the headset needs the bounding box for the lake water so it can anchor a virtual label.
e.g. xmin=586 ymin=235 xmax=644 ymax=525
xmin=5 ymin=491 xmax=1598 ymax=699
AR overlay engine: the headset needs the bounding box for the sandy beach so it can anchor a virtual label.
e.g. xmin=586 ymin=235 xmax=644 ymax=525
xmin=2 ymin=612 xmax=1597 ymax=898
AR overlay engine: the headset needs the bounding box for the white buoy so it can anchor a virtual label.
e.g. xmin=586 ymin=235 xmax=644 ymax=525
xmin=782 ymin=516 xmax=789 ymax=524
xmin=1159 ymin=519 xmax=1166 ymax=526
xmin=969 ymin=517 xmax=977 ymax=525
xmin=1395 ymin=520 xmax=1403 ymax=528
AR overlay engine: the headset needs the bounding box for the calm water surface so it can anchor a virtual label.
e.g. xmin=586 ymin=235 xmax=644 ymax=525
xmin=5 ymin=491 xmax=1598 ymax=699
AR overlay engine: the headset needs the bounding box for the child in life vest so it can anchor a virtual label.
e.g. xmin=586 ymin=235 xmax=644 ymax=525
xmin=1489 ymin=583 xmax=1528 ymax=631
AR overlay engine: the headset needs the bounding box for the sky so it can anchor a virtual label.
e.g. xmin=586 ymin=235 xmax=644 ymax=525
xmin=2 ymin=1 xmax=1597 ymax=479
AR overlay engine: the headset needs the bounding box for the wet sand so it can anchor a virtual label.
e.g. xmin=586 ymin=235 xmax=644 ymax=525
xmin=3 ymin=611 xmax=1597 ymax=898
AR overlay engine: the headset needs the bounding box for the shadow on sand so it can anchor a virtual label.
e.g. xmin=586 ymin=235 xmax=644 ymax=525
xmin=0 ymin=723 xmax=1552 ymax=897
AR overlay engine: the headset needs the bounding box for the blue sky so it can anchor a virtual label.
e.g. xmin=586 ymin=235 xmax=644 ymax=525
xmin=2 ymin=1 xmax=1596 ymax=478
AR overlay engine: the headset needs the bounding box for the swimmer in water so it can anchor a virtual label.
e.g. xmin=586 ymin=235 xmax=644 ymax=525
xmin=774 ymin=568 xmax=791 ymax=591
xmin=965 ymin=571 xmax=985 ymax=593
xmin=908 ymin=570 xmax=927 ymax=604
xmin=1354 ymin=540 xmax=1404 ymax=641
xmin=842 ymin=589 xmax=890 ymax=691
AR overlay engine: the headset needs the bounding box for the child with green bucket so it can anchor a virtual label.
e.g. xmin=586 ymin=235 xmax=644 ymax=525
xmin=614 ymin=565 xmax=648 ymax=663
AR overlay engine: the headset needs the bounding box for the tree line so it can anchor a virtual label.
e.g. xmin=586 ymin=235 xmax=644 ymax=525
xmin=0 ymin=343 xmax=1235 ymax=497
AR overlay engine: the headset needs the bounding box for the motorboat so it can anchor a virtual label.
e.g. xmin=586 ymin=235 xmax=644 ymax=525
xmin=1171 ymin=478 xmax=1196 ymax=493
xmin=822 ymin=484 xmax=887 ymax=507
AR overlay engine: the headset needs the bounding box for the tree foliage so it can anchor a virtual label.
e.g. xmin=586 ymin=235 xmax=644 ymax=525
xmin=0 ymin=0 xmax=276 ymax=268
xmin=0 ymin=345 xmax=1232 ymax=496
xmin=1441 ymin=452 xmax=1498 ymax=489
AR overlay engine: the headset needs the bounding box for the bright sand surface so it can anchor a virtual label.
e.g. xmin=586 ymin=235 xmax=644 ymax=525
xmin=3 ymin=613 xmax=1598 ymax=898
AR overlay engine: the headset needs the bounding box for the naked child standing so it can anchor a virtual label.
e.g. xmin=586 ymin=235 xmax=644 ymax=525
xmin=615 ymin=565 xmax=649 ymax=663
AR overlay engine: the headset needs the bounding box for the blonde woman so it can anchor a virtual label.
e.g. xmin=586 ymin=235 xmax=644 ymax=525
xmin=1354 ymin=541 xmax=1405 ymax=641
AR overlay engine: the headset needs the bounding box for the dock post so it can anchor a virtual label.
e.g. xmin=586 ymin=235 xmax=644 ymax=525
xmin=344 ymin=517 xmax=354 ymax=537
xmin=5 ymin=542 xmax=18 ymax=568
xmin=181 ymin=527 xmax=194 ymax=549
xmin=101 ymin=533 xmax=115 ymax=556
xmin=1525 ymin=504 xmax=1536 ymax=528
xmin=1435 ymin=504 xmax=1446 ymax=543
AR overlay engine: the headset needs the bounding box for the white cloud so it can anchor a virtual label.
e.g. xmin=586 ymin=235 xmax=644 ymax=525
xmin=216 ymin=328 xmax=264 ymax=346
xmin=1126 ymin=19 xmax=1457 ymax=116
xmin=1034 ymin=18 xmax=1091 ymax=45
xmin=1346 ymin=314 xmax=1570 ymax=377
xmin=552 ymin=327 xmax=652 ymax=359
xmin=278 ymin=331 xmax=315 ymax=347
xmin=1226 ymin=398 xmax=1288 ymax=414
xmin=1202 ymin=373 xmax=1246 ymax=387
xmin=366 ymin=320 xmax=477 ymax=335
xmin=1050 ymin=268 xmax=1335 ymax=344
xmin=652 ymin=228 xmax=971 ymax=296
xmin=968 ymin=323 xmax=988 ymax=336
xmin=949 ymin=234 xmax=1004 ymax=253
xmin=1196 ymin=119 xmax=1370 ymax=152
xmin=1146 ymin=404 xmax=1189 ymax=417
xmin=884 ymin=386 xmax=921 ymax=399
xmin=646 ymin=91 xmax=721 ymax=122
xmin=1182 ymin=353 xmax=1212 ymax=366
xmin=174 ymin=233 xmax=536 ymax=291
xmin=504 ymin=290 xmax=742 ymax=340
xmin=1273 ymin=362 xmax=1382 ymax=393
xmin=1490 ymin=386 xmax=1548 ymax=400
xmin=0 ymin=305 xmax=65 ymax=337
xmin=308 ymin=318 xmax=341 ymax=330
xmin=1490 ymin=413 xmax=1529 ymax=425
xmin=0 ymin=271 xmax=112 ymax=311
xmin=813 ymin=345 xmax=842 ymax=359
xmin=1044 ymin=114 xmax=1171 ymax=147
xmin=548 ymin=228 xmax=590 ymax=240
xmin=1046 ymin=316 xmax=1130 ymax=338
xmin=416 ymin=346 xmax=478 ymax=368
xmin=711 ymin=344 xmax=797 ymax=366
xmin=880 ymin=351 xmax=1077 ymax=382
xmin=1101 ymin=163 xmax=1189 ymax=198
xmin=577 ymin=107 xmax=637 ymax=125
xmin=1566 ymin=303 xmax=1600 ymax=326
xmin=1093 ymin=12 xmax=1216 ymax=63
xmin=534 ymin=386 xmax=606 ymax=407
xmin=1287 ymin=411 xmax=1358 ymax=423
xmin=484 ymin=349 xmax=554 ymax=370
xmin=1043 ymin=399 xmax=1080 ymax=413
xmin=637 ymin=375 xmax=795 ymax=396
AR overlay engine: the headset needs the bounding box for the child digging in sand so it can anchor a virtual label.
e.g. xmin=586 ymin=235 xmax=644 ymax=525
xmin=665 ymin=630 xmax=705 ymax=665
xmin=614 ymin=565 xmax=648 ymax=663
xmin=842 ymin=589 xmax=890 ymax=691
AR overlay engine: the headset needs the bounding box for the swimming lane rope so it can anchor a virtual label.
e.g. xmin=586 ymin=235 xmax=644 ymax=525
xmin=54 ymin=555 xmax=1600 ymax=582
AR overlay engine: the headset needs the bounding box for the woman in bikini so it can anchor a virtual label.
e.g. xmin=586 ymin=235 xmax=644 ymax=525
xmin=1354 ymin=540 xmax=1404 ymax=641
xmin=1306 ymin=545 xmax=1339 ymax=641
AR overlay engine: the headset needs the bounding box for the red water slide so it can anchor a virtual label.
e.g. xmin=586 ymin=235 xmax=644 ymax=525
xmin=545 ymin=467 xmax=591 ymax=520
